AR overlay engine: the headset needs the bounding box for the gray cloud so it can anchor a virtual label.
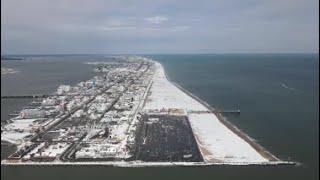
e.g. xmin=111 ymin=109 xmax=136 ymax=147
xmin=1 ymin=0 xmax=318 ymax=54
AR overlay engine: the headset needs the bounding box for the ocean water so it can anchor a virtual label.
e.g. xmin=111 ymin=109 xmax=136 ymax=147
xmin=1 ymin=54 xmax=319 ymax=180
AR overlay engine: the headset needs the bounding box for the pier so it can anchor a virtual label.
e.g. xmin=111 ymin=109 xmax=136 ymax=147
xmin=188 ymin=110 xmax=240 ymax=114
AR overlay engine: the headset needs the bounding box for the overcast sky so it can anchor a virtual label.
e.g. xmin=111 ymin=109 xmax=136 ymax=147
xmin=1 ymin=0 xmax=319 ymax=54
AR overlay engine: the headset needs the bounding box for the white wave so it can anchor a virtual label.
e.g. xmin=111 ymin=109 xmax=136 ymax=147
xmin=280 ymin=83 xmax=297 ymax=91
xmin=1 ymin=68 xmax=18 ymax=75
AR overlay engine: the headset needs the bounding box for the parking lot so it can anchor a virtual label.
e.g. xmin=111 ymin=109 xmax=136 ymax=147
xmin=133 ymin=114 xmax=203 ymax=162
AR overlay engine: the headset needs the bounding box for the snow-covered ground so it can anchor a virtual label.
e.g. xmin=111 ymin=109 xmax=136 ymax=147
xmin=1 ymin=132 xmax=31 ymax=145
xmin=189 ymin=114 xmax=267 ymax=163
xmin=1 ymin=118 xmax=39 ymax=145
xmin=144 ymin=62 xmax=269 ymax=163
xmin=144 ymin=63 xmax=207 ymax=111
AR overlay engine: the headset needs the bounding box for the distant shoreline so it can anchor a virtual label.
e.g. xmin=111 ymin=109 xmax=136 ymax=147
xmin=1 ymin=53 xmax=318 ymax=57
xmin=1 ymin=57 xmax=24 ymax=61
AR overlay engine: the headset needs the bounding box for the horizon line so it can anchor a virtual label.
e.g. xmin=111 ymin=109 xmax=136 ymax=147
xmin=2 ymin=52 xmax=319 ymax=56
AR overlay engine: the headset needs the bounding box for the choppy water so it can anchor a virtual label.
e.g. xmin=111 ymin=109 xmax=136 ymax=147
xmin=1 ymin=54 xmax=319 ymax=180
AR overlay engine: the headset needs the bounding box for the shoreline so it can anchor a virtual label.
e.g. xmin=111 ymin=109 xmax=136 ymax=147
xmin=1 ymin=160 xmax=296 ymax=167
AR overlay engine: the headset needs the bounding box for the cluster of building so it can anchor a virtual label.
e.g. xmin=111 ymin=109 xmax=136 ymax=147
xmin=1 ymin=56 xmax=155 ymax=163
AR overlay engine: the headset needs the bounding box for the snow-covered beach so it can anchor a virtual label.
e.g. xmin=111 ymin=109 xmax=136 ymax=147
xmin=144 ymin=61 xmax=277 ymax=164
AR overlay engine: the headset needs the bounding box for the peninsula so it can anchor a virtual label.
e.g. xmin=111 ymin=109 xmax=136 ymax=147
xmin=1 ymin=56 xmax=293 ymax=166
